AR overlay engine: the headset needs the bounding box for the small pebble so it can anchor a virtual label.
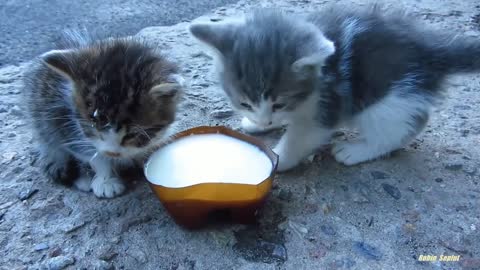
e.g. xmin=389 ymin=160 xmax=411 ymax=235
xmin=463 ymin=167 xmax=477 ymax=176
xmin=98 ymin=246 xmax=117 ymax=261
xmin=62 ymin=220 xmax=87 ymax=233
xmin=209 ymin=109 xmax=234 ymax=119
xmin=190 ymin=51 xmax=212 ymax=59
xmin=257 ymin=241 xmax=288 ymax=262
xmin=49 ymin=248 xmax=62 ymax=258
xmin=461 ymin=258 xmax=480 ymax=269
xmin=351 ymin=182 xmax=370 ymax=203
xmin=434 ymin=178 xmax=443 ymax=183
xmin=353 ymin=242 xmax=382 ymax=261
xmin=18 ymin=188 xmax=38 ymax=201
xmin=320 ymin=225 xmax=336 ymax=236
xmin=371 ymin=171 xmax=389 ymax=180
xmin=278 ymin=189 xmax=292 ymax=201
xmin=7 ymin=132 xmax=16 ymax=138
xmin=303 ymin=203 xmax=318 ymax=214
xmin=271 ymin=244 xmax=287 ymax=261
xmin=332 ymin=257 xmax=356 ymax=269
xmin=128 ymin=249 xmax=147 ymax=264
xmin=309 ymin=243 xmax=328 ymax=259
xmin=352 ymin=193 xmax=369 ymax=203
xmin=45 ymin=255 xmax=75 ymax=270
xmin=382 ymin=183 xmax=401 ymax=200
xmin=454 ymin=105 xmax=471 ymax=110
xmin=34 ymin=243 xmax=49 ymax=251
xmin=445 ymin=163 xmax=463 ymax=171
xmin=93 ymin=260 xmax=113 ymax=270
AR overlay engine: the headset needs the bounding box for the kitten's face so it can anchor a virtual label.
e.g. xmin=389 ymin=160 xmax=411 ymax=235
xmin=220 ymin=66 xmax=315 ymax=128
xmin=190 ymin=10 xmax=335 ymax=127
xmin=42 ymin=40 xmax=183 ymax=159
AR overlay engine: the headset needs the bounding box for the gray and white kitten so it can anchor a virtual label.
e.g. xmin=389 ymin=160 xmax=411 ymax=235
xmin=23 ymin=32 xmax=184 ymax=197
xmin=189 ymin=7 xmax=480 ymax=171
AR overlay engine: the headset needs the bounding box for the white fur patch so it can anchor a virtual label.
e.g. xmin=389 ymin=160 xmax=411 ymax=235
xmin=255 ymin=98 xmax=274 ymax=126
xmin=333 ymin=90 xmax=431 ymax=165
xmin=94 ymin=129 xmax=124 ymax=156
xmin=89 ymin=153 xmax=125 ymax=198
xmin=273 ymin=92 xmax=334 ymax=171
xmin=241 ymin=116 xmax=282 ymax=133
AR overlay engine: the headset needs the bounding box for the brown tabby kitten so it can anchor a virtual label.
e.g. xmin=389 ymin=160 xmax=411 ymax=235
xmin=23 ymin=33 xmax=184 ymax=198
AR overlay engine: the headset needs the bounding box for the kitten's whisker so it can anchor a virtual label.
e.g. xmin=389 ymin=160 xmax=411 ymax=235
xmin=132 ymin=125 xmax=151 ymax=140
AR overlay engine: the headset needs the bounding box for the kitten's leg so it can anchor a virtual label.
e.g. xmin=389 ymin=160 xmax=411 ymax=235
xmin=333 ymin=93 xmax=430 ymax=165
xmin=241 ymin=117 xmax=283 ymax=133
xmin=73 ymin=164 xmax=94 ymax=192
xmin=37 ymin=144 xmax=79 ymax=185
xmin=74 ymin=175 xmax=92 ymax=192
xmin=89 ymin=154 xmax=126 ymax=198
xmin=274 ymin=123 xmax=333 ymax=171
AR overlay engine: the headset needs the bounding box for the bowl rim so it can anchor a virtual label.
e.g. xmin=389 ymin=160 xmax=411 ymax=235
xmin=143 ymin=125 xmax=279 ymax=189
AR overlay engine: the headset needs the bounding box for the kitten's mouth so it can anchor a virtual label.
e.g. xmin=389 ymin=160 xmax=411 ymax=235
xmin=103 ymin=151 xmax=122 ymax=158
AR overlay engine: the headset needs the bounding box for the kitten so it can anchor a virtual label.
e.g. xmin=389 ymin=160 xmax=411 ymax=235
xmin=22 ymin=32 xmax=184 ymax=197
xmin=189 ymin=6 xmax=480 ymax=171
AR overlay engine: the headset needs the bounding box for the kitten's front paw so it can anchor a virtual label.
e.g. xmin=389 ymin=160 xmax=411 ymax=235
xmin=42 ymin=158 xmax=79 ymax=184
xmin=273 ymin=144 xmax=302 ymax=172
xmin=332 ymin=141 xmax=372 ymax=166
xmin=91 ymin=175 xmax=126 ymax=198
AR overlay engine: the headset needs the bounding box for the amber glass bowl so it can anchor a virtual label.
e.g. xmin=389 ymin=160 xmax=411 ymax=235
xmin=144 ymin=126 xmax=278 ymax=229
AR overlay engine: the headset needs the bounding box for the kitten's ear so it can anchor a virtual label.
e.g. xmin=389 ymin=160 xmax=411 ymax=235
xmin=149 ymin=75 xmax=184 ymax=99
xmin=41 ymin=49 xmax=76 ymax=79
xmin=291 ymin=39 xmax=335 ymax=80
xmin=189 ymin=19 xmax=243 ymax=54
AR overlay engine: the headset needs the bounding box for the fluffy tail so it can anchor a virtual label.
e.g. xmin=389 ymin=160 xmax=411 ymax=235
xmin=432 ymin=36 xmax=480 ymax=74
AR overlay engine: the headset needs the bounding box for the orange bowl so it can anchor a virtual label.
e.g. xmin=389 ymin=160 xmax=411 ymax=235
xmin=144 ymin=126 xmax=278 ymax=229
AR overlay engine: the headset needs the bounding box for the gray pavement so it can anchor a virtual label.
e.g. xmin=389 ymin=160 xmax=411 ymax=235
xmin=0 ymin=0 xmax=238 ymax=66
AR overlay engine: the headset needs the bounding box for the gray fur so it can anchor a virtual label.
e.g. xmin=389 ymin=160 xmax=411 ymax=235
xmin=191 ymin=10 xmax=334 ymax=111
xmin=190 ymin=5 xmax=480 ymax=169
xmin=22 ymin=31 xmax=181 ymax=196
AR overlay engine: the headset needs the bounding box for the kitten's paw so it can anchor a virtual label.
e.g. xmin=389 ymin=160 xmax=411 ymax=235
xmin=273 ymin=144 xmax=302 ymax=172
xmin=241 ymin=117 xmax=265 ymax=133
xmin=42 ymin=158 xmax=79 ymax=185
xmin=91 ymin=175 xmax=125 ymax=198
xmin=332 ymin=141 xmax=373 ymax=166
xmin=74 ymin=176 xmax=92 ymax=192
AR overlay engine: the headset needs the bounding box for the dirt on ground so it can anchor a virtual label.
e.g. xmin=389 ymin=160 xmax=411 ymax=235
xmin=1 ymin=0 xmax=479 ymax=269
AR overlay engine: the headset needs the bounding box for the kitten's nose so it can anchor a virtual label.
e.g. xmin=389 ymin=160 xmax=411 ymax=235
xmin=104 ymin=151 xmax=121 ymax=158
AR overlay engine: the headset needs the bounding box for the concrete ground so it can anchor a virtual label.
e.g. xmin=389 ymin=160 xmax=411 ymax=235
xmin=0 ymin=0 xmax=237 ymax=66
xmin=1 ymin=0 xmax=479 ymax=269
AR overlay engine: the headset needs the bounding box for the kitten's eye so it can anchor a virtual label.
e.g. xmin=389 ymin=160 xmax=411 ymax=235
xmin=272 ymin=103 xmax=286 ymax=112
xmin=86 ymin=101 xmax=92 ymax=108
xmin=90 ymin=110 xmax=111 ymax=130
xmin=121 ymin=133 xmax=138 ymax=145
xmin=123 ymin=133 xmax=137 ymax=141
xmin=240 ymin=103 xmax=253 ymax=111
xmin=145 ymin=126 xmax=165 ymax=134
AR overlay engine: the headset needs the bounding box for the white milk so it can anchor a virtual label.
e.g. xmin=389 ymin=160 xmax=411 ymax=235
xmin=145 ymin=134 xmax=273 ymax=188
